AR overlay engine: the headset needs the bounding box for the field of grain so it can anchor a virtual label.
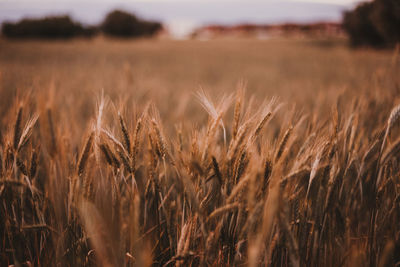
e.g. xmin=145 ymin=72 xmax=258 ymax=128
xmin=0 ymin=38 xmax=399 ymax=266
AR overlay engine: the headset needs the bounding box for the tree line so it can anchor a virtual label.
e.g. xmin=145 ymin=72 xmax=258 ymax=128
xmin=1 ymin=10 xmax=163 ymax=39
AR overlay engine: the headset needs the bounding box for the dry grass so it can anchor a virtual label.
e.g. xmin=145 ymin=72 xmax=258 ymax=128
xmin=0 ymin=38 xmax=400 ymax=266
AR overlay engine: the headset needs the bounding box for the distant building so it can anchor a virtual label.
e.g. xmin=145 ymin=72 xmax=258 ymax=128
xmin=191 ymin=22 xmax=344 ymax=40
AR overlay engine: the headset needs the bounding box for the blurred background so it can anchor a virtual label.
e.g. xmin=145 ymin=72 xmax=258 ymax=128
xmin=1 ymin=0 xmax=397 ymax=46
xmin=1 ymin=0 xmax=363 ymax=39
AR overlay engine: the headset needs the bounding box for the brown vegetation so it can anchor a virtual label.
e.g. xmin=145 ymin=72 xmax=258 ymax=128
xmin=0 ymin=39 xmax=399 ymax=266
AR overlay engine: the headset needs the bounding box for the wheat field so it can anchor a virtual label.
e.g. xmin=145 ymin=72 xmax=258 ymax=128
xmin=0 ymin=38 xmax=400 ymax=266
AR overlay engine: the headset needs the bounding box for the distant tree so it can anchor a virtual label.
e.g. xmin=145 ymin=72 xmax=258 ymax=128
xmin=2 ymin=16 xmax=96 ymax=39
xmin=343 ymin=2 xmax=384 ymax=47
xmin=101 ymin=10 xmax=162 ymax=38
xmin=370 ymin=0 xmax=400 ymax=45
xmin=343 ymin=0 xmax=400 ymax=48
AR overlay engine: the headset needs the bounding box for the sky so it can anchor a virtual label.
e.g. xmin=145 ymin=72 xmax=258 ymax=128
xmin=0 ymin=0 xmax=365 ymax=37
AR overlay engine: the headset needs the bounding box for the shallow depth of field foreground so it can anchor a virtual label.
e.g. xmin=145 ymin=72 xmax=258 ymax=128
xmin=1 ymin=39 xmax=400 ymax=266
